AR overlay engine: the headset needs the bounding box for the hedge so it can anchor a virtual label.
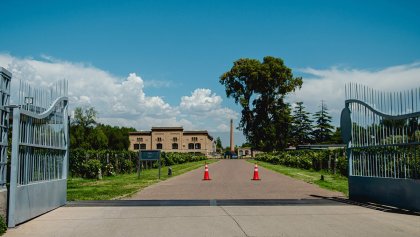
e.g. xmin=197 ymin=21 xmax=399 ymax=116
xmin=69 ymin=149 xmax=207 ymax=178
xmin=255 ymin=149 xmax=348 ymax=176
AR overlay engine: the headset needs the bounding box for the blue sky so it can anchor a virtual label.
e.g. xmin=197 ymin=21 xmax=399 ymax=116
xmin=1 ymin=0 xmax=419 ymax=146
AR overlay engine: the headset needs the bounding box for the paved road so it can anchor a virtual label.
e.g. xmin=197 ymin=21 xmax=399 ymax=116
xmin=126 ymin=159 xmax=343 ymax=200
xmin=5 ymin=205 xmax=420 ymax=237
xmin=5 ymin=159 xmax=420 ymax=237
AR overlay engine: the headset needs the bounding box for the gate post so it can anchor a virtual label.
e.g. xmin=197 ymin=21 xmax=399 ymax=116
xmin=8 ymin=106 xmax=20 ymax=228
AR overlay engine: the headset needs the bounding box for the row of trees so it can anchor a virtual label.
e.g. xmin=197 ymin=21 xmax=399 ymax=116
xmin=290 ymin=101 xmax=341 ymax=146
xmin=220 ymin=56 xmax=341 ymax=152
xmin=70 ymin=107 xmax=136 ymax=150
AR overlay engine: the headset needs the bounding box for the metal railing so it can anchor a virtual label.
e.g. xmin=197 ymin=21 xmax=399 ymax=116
xmin=344 ymin=83 xmax=420 ymax=179
xmin=0 ymin=68 xmax=11 ymax=189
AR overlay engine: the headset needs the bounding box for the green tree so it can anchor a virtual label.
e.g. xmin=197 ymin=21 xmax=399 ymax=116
xmin=220 ymin=56 xmax=302 ymax=151
xmin=290 ymin=101 xmax=313 ymax=145
xmin=70 ymin=107 xmax=135 ymax=150
xmin=312 ymin=101 xmax=334 ymax=143
xmin=70 ymin=107 xmax=98 ymax=149
xmin=88 ymin=127 xmax=109 ymax=150
xmin=330 ymin=127 xmax=343 ymax=144
xmin=215 ymin=137 xmax=223 ymax=152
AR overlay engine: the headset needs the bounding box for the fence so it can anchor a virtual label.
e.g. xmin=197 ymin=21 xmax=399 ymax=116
xmin=341 ymin=83 xmax=420 ymax=211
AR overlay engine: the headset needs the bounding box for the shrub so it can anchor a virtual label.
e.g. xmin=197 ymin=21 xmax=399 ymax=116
xmin=81 ymin=159 xmax=102 ymax=178
xmin=255 ymin=149 xmax=347 ymax=176
xmin=120 ymin=159 xmax=134 ymax=173
xmin=0 ymin=215 xmax=6 ymax=236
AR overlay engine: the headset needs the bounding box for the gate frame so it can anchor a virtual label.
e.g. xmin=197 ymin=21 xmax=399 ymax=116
xmin=7 ymin=83 xmax=69 ymax=227
xmin=341 ymin=83 xmax=420 ymax=211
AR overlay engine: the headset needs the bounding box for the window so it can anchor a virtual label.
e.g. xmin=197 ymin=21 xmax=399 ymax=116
xmin=173 ymin=137 xmax=178 ymax=142
xmin=172 ymin=143 xmax=178 ymax=149
xmin=140 ymin=144 xmax=146 ymax=150
xmin=157 ymin=137 xmax=162 ymax=142
xmin=195 ymin=143 xmax=201 ymax=149
xmin=192 ymin=137 xmax=198 ymax=142
xmin=156 ymin=143 xmax=163 ymax=149
xmin=188 ymin=143 xmax=194 ymax=149
xmin=134 ymin=144 xmax=140 ymax=150
xmin=137 ymin=137 xmax=143 ymax=142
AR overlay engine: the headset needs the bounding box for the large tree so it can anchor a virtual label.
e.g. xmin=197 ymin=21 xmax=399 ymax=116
xmin=220 ymin=56 xmax=302 ymax=151
xmin=70 ymin=107 xmax=136 ymax=150
xmin=312 ymin=101 xmax=334 ymax=143
xmin=290 ymin=102 xmax=313 ymax=145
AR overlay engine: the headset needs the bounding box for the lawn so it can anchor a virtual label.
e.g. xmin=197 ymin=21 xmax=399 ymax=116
xmin=67 ymin=159 xmax=218 ymax=200
xmin=248 ymin=160 xmax=349 ymax=196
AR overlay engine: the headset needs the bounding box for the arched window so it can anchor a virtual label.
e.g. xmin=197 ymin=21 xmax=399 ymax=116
xmin=156 ymin=143 xmax=163 ymax=149
xmin=172 ymin=143 xmax=178 ymax=149
xmin=188 ymin=143 xmax=194 ymax=149
xmin=195 ymin=143 xmax=201 ymax=149
xmin=133 ymin=144 xmax=140 ymax=150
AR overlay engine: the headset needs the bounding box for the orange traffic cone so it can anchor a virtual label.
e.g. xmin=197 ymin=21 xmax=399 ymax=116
xmin=203 ymin=164 xmax=211 ymax=180
xmin=252 ymin=164 xmax=260 ymax=180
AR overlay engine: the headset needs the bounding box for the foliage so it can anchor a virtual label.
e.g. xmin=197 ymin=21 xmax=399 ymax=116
xmin=290 ymin=101 xmax=313 ymax=145
xmin=220 ymin=56 xmax=302 ymax=151
xmin=215 ymin=137 xmax=223 ymax=152
xmin=0 ymin=215 xmax=6 ymax=236
xmin=81 ymin=159 xmax=102 ymax=178
xmin=70 ymin=106 xmax=136 ymax=150
xmin=161 ymin=152 xmax=207 ymax=166
xmin=312 ymin=101 xmax=334 ymax=143
xmin=69 ymin=149 xmax=208 ymax=178
xmin=69 ymin=149 xmax=138 ymax=177
xmin=330 ymin=127 xmax=343 ymax=144
xmin=255 ymin=149 xmax=347 ymax=176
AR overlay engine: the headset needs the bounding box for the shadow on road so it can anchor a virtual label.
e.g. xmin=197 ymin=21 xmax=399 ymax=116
xmin=310 ymin=195 xmax=420 ymax=216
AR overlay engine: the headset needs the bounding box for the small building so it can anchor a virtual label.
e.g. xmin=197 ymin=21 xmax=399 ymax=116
xmin=129 ymin=127 xmax=215 ymax=156
xmin=237 ymin=147 xmax=263 ymax=158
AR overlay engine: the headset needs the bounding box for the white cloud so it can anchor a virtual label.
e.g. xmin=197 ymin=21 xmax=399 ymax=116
xmin=288 ymin=62 xmax=420 ymax=126
xmin=180 ymin=88 xmax=222 ymax=111
xmin=0 ymin=54 xmax=239 ymax=133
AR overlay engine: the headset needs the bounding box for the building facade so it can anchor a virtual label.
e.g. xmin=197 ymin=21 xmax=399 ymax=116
xmin=129 ymin=127 xmax=215 ymax=156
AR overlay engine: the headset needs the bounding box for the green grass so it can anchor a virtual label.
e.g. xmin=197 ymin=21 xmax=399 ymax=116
xmin=67 ymin=159 xmax=218 ymax=200
xmin=248 ymin=160 xmax=349 ymax=196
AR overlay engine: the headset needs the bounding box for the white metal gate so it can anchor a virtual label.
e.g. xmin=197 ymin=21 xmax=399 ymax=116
xmin=8 ymin=80 xmax=69 ymax=227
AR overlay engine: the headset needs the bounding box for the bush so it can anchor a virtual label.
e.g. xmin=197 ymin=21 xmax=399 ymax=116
xmin=120 ymin=159 xmax=134 ymax=173
xmin=255 ymin=149 xmax=347 ymax=176
xmin=69 ymin=149 xmax=208 ymax=177
xmin=161 ymin=152 xmax=206 ymax=166
xmin=0 ymin=215 xmax=6 ymax=236
xmin=81 ymin=159 xmax=102 ymax=178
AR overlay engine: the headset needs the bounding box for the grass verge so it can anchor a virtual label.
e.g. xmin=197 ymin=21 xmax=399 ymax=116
xmin=248 ymin=160 xmax=348 ymax=196
xmin=68 ymin=159 xmax=218 ymax=200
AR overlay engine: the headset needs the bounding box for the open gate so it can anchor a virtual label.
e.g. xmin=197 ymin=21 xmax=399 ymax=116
xmin=341 ymin=83 xmax=420 ymax=211
xmin=8 ymin=80 xmax=69 ymax=227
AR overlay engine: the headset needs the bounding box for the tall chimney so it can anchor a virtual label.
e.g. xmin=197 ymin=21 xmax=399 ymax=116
xmin=230 ymin=119 xmax=234 ymax=153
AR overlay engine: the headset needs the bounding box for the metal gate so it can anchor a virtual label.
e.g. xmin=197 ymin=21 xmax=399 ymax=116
xmin=8 ymin=80 xmax=69 ymax=227
xmin=341 ymin=83 xmax=420 ymax=211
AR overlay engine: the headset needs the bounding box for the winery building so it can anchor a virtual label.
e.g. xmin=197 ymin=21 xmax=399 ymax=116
xmin=128 ymin=127 xmax=215 ymax=156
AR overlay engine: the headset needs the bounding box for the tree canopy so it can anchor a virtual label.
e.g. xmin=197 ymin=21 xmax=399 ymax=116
xmin=312 ymin=101 xmax=334 ymax=143
xmin=290 ymin=102 xmax=313 ymax=145
xmin=70 ymin=107 xmax=136 ymax=150
xmin=220 ymin=56 xmax=302 ymax=151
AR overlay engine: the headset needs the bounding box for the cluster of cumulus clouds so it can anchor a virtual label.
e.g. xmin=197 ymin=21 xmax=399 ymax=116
xmin=0 ymin=54 xmax=238 ymax=132
xmin=290 ymin=63 xmax=420 ymax=125
xmin=0 ymin=53 xmax=419 ymax=133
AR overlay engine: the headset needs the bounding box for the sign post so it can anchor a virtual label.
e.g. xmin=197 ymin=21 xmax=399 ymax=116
xmin=138 ymin=150 xmax=161 ymax=179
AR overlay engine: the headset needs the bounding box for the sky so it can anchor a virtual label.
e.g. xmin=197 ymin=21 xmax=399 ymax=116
xmin=1 ymin=0 xmax=419 ymax=146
